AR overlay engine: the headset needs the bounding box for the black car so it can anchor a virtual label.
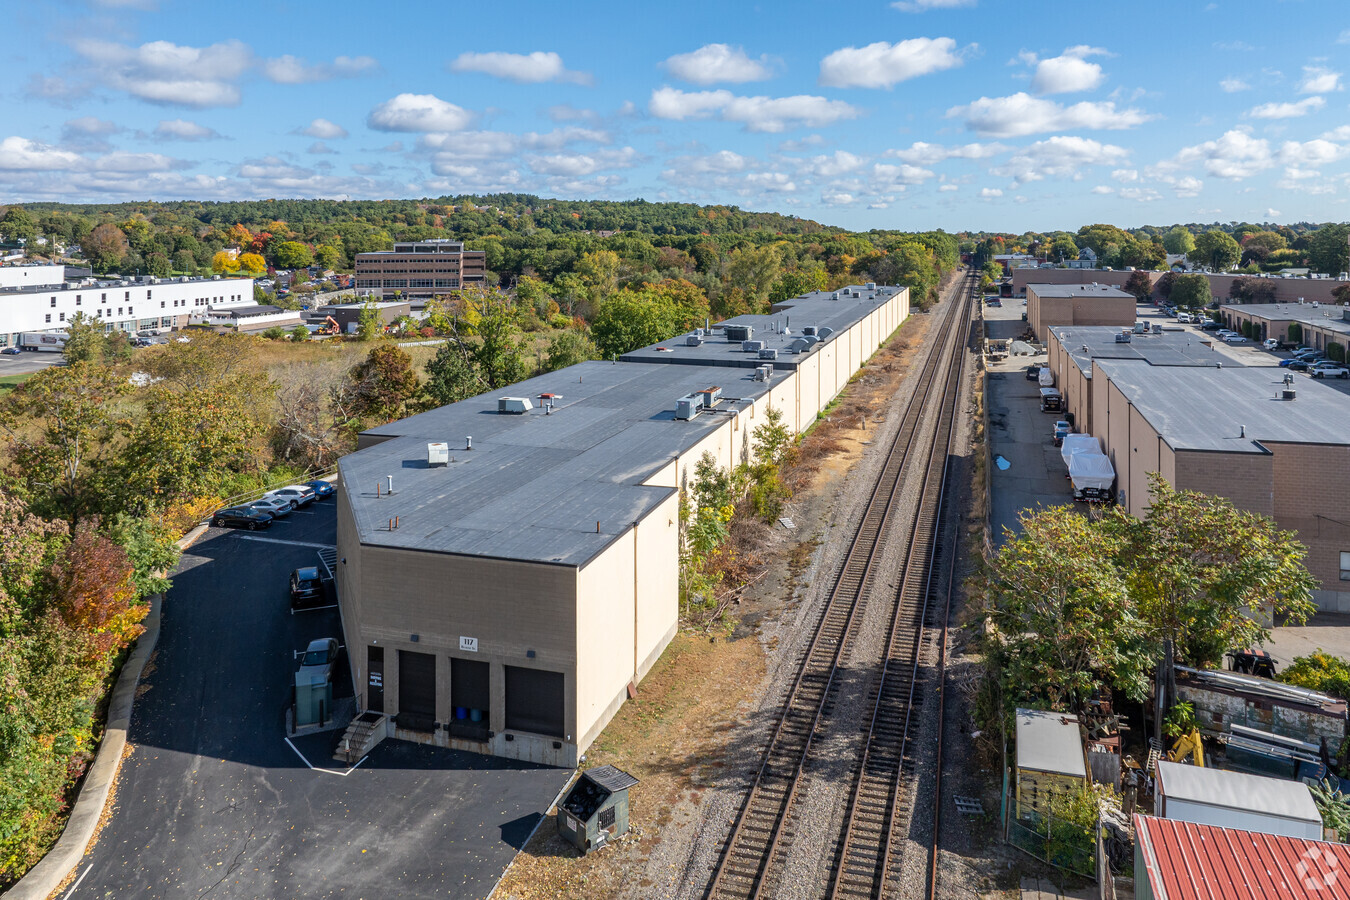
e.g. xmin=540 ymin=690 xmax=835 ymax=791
xmin=1025 ymin=365 xmax=1041 ymax=381
xmin=211 ymin=506 xmax=273 ymax=530
xmin=1285 ymin=359 xmax=1313 ymax=371
xmin=290 ymin=566 xmax=325 ymax=608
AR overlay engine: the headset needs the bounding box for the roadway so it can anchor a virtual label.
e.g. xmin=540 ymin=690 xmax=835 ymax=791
xmin=69 ymin=495 xmax=569 ymax=900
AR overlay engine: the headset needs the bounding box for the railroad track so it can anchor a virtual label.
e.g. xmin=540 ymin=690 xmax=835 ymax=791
xmin=706 ymin=270 xmax=976 ymax=900
xmin=827 ymin=272 xmax=974 ymax=900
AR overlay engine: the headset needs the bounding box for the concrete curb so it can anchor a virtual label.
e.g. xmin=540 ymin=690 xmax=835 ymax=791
xmin=3 ymin=523 xmax=211 ymax=900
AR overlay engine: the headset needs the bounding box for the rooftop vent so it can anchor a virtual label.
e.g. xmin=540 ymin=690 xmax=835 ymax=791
xmin=759 ymin=348 xmax=779 ymax=360
xmin=866 ymin=282 xmax=877 ymax=291
xmin=686 ymin=335 xmax=702 ymax=347
xmin=427 ymin=442 xmax=449 ymax=466
xmin=817 ymin=326 xmax=834 ymax=339
xmin=1282 ymin=389 xmax=1297 ymax=401
xmin=725 ymin=324 xmax=753 ymax=342
xmin=742 ymin=340 xmax=765 ymax=352
xmin=498 ymin=397 xmax=533 ymax=415
xmin=1114 ymin=333 xmax=1131 ymax=343
xmin=802 ymin=326 xmax=818 ymax=337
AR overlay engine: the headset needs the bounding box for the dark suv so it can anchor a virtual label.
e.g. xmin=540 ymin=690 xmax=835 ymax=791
xmin=290 ymin=566 xmax=324 ymax=608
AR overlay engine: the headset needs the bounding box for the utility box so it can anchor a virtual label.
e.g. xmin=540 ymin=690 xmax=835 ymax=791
xmin=556 ymin=765 xmax=639 ymax=853
xmin=498 ymin=396 xmax=533 ymax=414
xmin=295 ymin=671 xmax=333 ymax=727
xmin=427 ymin=442 xmax=449 ymax=466
xmin=674 ymin=395 xmax=703 ymax=420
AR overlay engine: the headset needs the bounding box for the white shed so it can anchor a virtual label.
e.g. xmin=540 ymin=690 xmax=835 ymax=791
xmin=1154 ymin=761 xmax=1323 ymax=840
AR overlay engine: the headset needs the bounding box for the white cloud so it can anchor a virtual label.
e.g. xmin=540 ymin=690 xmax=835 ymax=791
xmin=1171 ymin=176 xmax=1203 ymax=198
xmin=1220 ymin=77 xmax=1250 ymax=93
xmin=1112 ymin=168 xmax=1138 ymax=182
xmin=871 ymin=162 xmax=935 ymax=187
xmin=649 ymin=87 xmax=860 ymax=132
xmin=153 ymin=118 xmax=221 ymax=140
xmin=525 ymin=147 xmax=639 ymax=177
xmin=1266 ymin=207 xmax=1281 ymax=218
xmin=307 ymin=141 xmax=335 ymax=155
xmin=891 ymin=0 xmax=976 ymax=11
xmin=887 ymin=140 xmax=1007 ymax=165
xmin=1338 ymin=30 xmax=1350 ymax=44
xmin=0 ymin=136 xmax=84 ymax=171
xmin=297 ymin=118 xmax=348 ymax=139
xmin=1278 ymin=138 xmax=1347 ymax=166
xmin=547 ymin=104 xmax=601 ymax=123
xmin=263 ymin=54 xmax=377 ymax=84
xmin=1091 ymin=185 xmax=1114 ymax=194
xmin=73 ymin=38 xmax=253 ymax=107
xmin=663 ymin=44 xmax=775 ymax=85
xmin=1248 ymin=96 xmax=1325 ymax=119
xmin=821 ymin=189 xmax=855 ymax=205
xmin=92 ymin=151 xmax=186 ymax=173
xmin=1031 ymin=45 xmax=1109 ymax=95
xmin=1118 ymin=187 xmax=1161 ymax=202
xmin=990 ymin=135 xmax=1129 ymax=186
xmin=63 ymin=116 xmax=119 ymax=136
xmin=979 ymin=187 xmax=1003 ymax=198
xmin=819 ymin=37 xmax=968 ymax=88
xmin=449 ymin=51 xmax=590 ymax=85
xmin=368 ymin=94 xmax=476 ymax=132
xmin=938 ymin=183 xmax=959 ymax=192
xmin=1299 ymin=66 xmax=1342 ymax=94
xmin=947 ymin=92 xmax=1151 ymax=137
xmin=800 ymin=151 xmax=867 ymax=177
xmin=1163 ymin=129 xmax=1273 ymax=179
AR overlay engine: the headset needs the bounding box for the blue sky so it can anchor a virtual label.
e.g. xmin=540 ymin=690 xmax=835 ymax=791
xmin=3 ymin=0 xmax=1349 ymax=232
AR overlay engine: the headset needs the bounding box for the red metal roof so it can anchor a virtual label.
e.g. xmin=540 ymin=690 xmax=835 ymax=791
xmin=1135 ymin=815 xmax=1350 ymax=899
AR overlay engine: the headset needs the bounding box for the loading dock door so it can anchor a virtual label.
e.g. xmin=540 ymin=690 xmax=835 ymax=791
xmin=398 ymin=650 xmax=436 ymax=732
xmin=367 ymin=646 xmax=384 ymax=713
xmin=505 ymin=666 xmax=565 ymax=738
xmin=450 ymin=657 xmax=491 ymax=740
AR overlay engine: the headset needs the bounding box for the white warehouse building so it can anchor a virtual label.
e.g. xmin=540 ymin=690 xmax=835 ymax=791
xmin=0 ymin=270 xmax=255 ymax=347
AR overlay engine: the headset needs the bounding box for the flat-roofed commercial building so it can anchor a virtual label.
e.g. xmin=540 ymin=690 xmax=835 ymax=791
xmin=336 ymin=285 xmax=910 ymax=766
xmin=1088 ymin=360 xmax=1350 ymax=610
xmin=1044 ymin=325 xmax=1231 ymax=435
xmin=1026 ymin=283 xmax=1136 ymax=341
xmin=1220 ymin=302 xmax=1350 ymax=354
xmin=354 ymin=239 xmax=486 ymax=300
xmin=0 ymin=273 xmax=254 ymax=346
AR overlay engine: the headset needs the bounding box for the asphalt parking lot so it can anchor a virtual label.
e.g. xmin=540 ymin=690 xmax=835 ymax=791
xmin=73 ymin=494 xmax=569 ymax=900
xmin=0 ymin=350 xmax=67 ymax=376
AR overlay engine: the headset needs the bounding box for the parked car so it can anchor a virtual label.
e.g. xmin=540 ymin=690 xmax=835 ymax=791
xmin=1310 ymin=362 xmax=1350 ymax=379
xmin=1025 ymin=365 xmax=1042 ymax=381
xmin=1222 ymin=334 xmax=1248 ymax=343
xmin=0 ymin=347 xmax=20 ymax=355
xmin=305 ymin=479 xmax=336 ymax=499
xmin=1052 ymin=420 xmax=1072 ymax=446
xmin=1215 ymin=329 xmax=1235 ymax=338
xmin=270 ymin=484 xmax=317 ymax=508
xmin=1262 ymin=338 xmax=1280 ymax=351
xmin=211 ymin=506 xmax=273 ymax=530
xmin=1283 ymin=358 xmax=1313 ymax=371
xmin=290 ymin=566 xmax=325 ymax=608
xmin=1177 ymin=312 xmax=1194 ymax=324
xmin=296 ymin=637 xmax=339 ymax=684
xmin=1199 ymin=320 xmax=1222 ymax=331
xmin=249 ymin=496 xmax=294 ymax=518
xmin=1293 ymin=348 xmax=1322 ymax=360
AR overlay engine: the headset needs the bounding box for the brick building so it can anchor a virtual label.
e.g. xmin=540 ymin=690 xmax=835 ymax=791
xmin=1026 ymin=283 xmax=1136 ymax=341
xmin=354 ymin=239 xmax=487 ymax=301
xmin=1220 ymin=302 xmax=1350 ymax=354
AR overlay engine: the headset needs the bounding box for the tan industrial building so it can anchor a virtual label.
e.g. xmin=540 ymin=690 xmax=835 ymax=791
xmin=1026 ymin=283 xmax=1136 ymax=341
xmin=1219 ymin=302 xmax=1350 ymax=354
xmin=1087 ymin=359 xmax=1350 ymax=611
xmin=354 ymin=238 xmax=487 ymax=300
xmin=1044 ymin=326 xmax=1229 ymax=435
xmin=1010 ymin=266 xmax=1350 ymax=306
xmin=336 ymin=286 xmax=909 ymax=765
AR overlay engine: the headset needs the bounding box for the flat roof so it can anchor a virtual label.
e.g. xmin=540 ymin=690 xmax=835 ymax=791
xmin=1028 ymin=283 xmax=1133 ymax=299
xmin=620 ymin=284 xmax=904 ymax=370
xmin=343 ymin=361 xmax=788 ymax=566
xmin=1134 ymin=814 xmax=1350 ymax=900
xmin=1051 ymin=325 xmax=1235 ymax=377
xmin=1014 ymin=708 xmax=1085 ymax=778
xmin=1221 ymin=302 xmax=1350 ymax=337
xmin=1156 ymin=761 xmax=1319 ymax=823
xmin=1093 ymin=359 xmax=1350 ymax=453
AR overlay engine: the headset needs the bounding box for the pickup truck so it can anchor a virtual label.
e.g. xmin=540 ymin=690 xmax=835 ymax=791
xmin=1310 ymin=362 xmax=1350 ymax=379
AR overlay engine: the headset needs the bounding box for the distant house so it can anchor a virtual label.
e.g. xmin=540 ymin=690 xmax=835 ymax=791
xmin=1065 ymin=247 xmax=1098 ymax=269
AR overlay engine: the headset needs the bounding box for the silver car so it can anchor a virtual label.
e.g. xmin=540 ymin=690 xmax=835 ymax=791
xmin=270 ymin=485 xmax=317 ymax=508
xmin=249 ymin=496 xmax=294 ymax=518
xmin=296 ymin=638 xmax=339 ymax=684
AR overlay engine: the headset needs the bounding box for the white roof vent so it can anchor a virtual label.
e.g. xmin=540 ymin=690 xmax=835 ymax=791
xmin=427 ymin=442 xmax=449 ymax=466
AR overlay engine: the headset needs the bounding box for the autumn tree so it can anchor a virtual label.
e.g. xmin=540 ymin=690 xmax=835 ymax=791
xmin=82 ymin=223 xmax=129 ymax=273
xmin=591 ymin=291 xmax=683 ymax=359
xmin=577 ymin=249 xmax=620 ymax=302
xmin=1191 ymin=229 xmax=1242 ymax=272
xmin=1161 ymin=226 xmax=1195 ymax=256
xmin=726 ymin=244 xmax=781 ymax=311
xmin=237 ymin=252 xmax=267 ymax=276
xmin=1123 ymin=270 xmax=1154 ymax=303
xmin=61 ymin=312 xmax=108 ymax=365
xmin=472 ymin=294 xmax=528 ymax=389
xmin=273 ymin=241 xmax=314 ymax=269
xmin=341 ymin=344 xmax=419 ymax=424
xmin=1307 ymin=224 xmax=1350 ymax=276
xmin=544 ymin=329 xmax=597 ymax=373
xmin=1168 ymin=274 xmax=1212 ymax=309
xmin=211 ymin=250 xmax=241 ymax=274
xmin=421 ymin=337 xmax=484 ymax=408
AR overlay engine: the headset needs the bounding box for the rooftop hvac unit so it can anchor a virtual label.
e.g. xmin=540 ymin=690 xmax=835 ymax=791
xmin=427 ymin=442 xmax=450 ymax=466
xmin=498 ymin=396 xmax=533 ymax=414
xmin=674 ymin=395 xmax=703 ymax=420
xmin=802 ymin=326 xmax=818 ymax=337
xmin=724 ymin=324 xmax=753 ymax=342
xmin=866 ymin=282 xmax=877 ymax=291
xmin=851 ymin=290 xmax=861 ymax=298
xmin=1114 ymin=332 xmax=1131 ymax=343
xmin=686 ymin=335 xmax=702 ymax=347
xmin=742 ymin=339 xmax=765 ymax=352
xmin=759 ymin=348 xmax=779 ymax=360
xmin=831 ymin=291 xmax=841 ymax=300
xmin=698 ymin=386 xmax=722 ymax=407
xmin=754 ymin=365 xmax=772 ymax=381
xmin=1283 ymin=389 xmax=1297 ymax=401
xmin=817 ymin=326 xmax=834 ymax=339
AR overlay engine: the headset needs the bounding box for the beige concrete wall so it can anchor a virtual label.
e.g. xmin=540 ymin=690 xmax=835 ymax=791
xmin=1267 ymin=442 xmax=1350 ymax=610
xmin=1174 ymin=449 xmax=1275 ymax=519
xmin=575 ymin=528 xmax=637 ymax=751
xmin=1013 ymin=268 xmax=1348 ymax=305
xmin=634 ymin=492 xmax=679 ymax=680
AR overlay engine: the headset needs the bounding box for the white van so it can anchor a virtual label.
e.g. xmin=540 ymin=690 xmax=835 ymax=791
xmin=1176 ymin=312 xmax=1194 ymax=324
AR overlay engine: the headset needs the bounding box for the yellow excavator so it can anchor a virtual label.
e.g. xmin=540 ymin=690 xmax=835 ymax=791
xmin=1168 ymin=728 xmax=1205 ymax=767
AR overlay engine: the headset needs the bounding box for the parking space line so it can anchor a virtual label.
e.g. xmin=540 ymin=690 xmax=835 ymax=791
xmin=284 ymin=736 xmax=367 ymax=777
xmin=236 ymin=535 xmax=336 ymax=550
xmin=291 ymin=603 xmax=339 ymax=614
xmin=62 ymin=864 xmax=92 ymax=899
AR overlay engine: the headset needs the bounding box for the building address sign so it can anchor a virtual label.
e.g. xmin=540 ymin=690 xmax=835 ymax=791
xmin=460 ymin=636 xmax=478 ymax=652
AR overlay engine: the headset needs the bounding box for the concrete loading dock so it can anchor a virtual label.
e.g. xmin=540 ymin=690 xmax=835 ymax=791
xmin=337 ymin=285 xmax=911 ymax=766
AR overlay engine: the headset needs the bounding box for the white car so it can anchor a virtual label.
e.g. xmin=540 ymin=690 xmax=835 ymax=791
xmin=249 ymin=496 xmax=295 ymax=518
xmin=1310 ymin=362 xmax=1350 ymax=379
xmin=1222 ymin=334 xmax=1248 ymax=343
xmin=269 ymin=485 xmax=317 ymax=508
xmin=1262 ymin=338 xmax=1280 ymax=351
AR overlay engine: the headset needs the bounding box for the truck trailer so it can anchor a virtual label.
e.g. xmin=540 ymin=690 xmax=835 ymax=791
xmin=19 ymin=332 xmax=67 ymax=352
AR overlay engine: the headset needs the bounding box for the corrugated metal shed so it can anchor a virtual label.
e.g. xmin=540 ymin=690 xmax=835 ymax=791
xmin=342 ymin=360 xmax=787 ymax=566
xmin=1015 ymin=709 xmax=1086 ymax=778
xmin=1156 ymin=761 xmax=1320 ymax=827
xmin=1134 ymin=814 xmax=1350 ymax=900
